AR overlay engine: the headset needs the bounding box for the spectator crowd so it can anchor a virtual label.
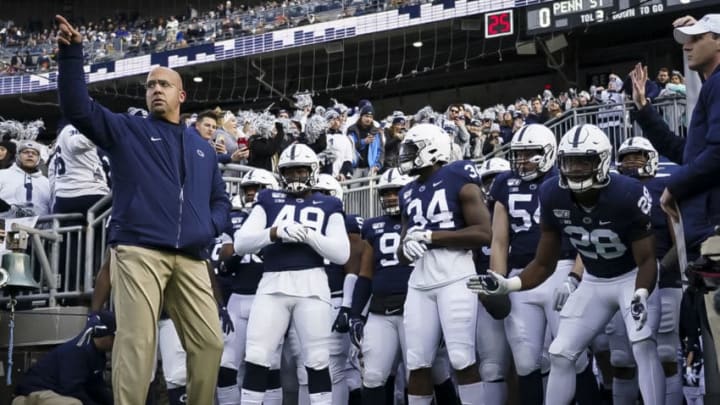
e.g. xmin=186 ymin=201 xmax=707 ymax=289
xmin=0 ymin=0 xmax=427 ymax=73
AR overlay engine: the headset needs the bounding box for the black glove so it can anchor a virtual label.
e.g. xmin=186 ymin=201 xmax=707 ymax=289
xmin=219 ymin=307 xmax=234 ymax=334
xmin=331 ymin=306 xmax=351 ymax=333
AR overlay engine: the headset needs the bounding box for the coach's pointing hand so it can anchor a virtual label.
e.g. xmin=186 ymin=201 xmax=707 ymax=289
xmin=55 ymin=15 xmax=83 ymax=46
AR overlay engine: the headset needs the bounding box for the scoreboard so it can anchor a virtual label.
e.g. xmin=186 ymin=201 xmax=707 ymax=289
xmin=525 ymin=0 xmax=714 ymax=35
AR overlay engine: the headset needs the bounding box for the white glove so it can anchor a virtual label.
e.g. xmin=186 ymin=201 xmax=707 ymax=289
xmin=402 ymin=240 xmax=427 ymax=261
xmin=684 ymin=366 xmax=698 ymax=385
xmin=467 ymin=271 xmax=521 ymax=296
xmin=276 ymin=222 xmax=308 ymax=243
xmin=630 ymin=288 xmax=649 ymax=331
xmin=405 ymin=229 xmax=433 ymax=244
xmin=553 ymin=274 xmax=580 ymax=311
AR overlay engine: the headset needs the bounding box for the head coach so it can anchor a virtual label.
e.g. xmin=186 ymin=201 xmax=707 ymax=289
xmin=55 ymin=14 xmax=230 ymax=405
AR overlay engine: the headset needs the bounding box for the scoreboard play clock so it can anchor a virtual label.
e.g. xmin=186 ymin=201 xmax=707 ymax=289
xmin=485 ymin=9 xmax=515 ymax=38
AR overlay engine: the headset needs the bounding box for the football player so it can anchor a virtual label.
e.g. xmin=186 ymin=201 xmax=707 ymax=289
xmin=284 ymin=173 xmax=363 ymax=404
xmin=611 ymin=136 xmax=683 ymax=404
xmin=234 ymin=144 xmax=350 ymax=405
xmin=474 ymin=157 xmax=513 ymax=404
xmin=351 ymin=168 xmax=414 ymax=403
xmin=469 ymin=124 xmax=665 ymax=404
xmin=396 ymin=123 xmax=492 ymax=405
xmin=216 ymin=168 xmax=283 ymax=405
xmin=350 ymin=168 xmax=459 ymax=404
xmin=487 ymin=124 xmax=596 ymax=404
xmin=475 ymin=157 xmax=510 ymax=272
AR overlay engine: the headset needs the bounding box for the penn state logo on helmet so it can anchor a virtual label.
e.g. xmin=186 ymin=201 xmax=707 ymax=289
xmin=398 ymin=123 xmax=451 ymax=175
xmin=377 ymin=168 xmax=414 ymax=215
xmin=616 ymin=136 xmax=658 ymax=178
xmin=313 ymin=173 xmax=344 ymax=202
xmin=508 ymin=124 xmax=557 ymax=181
xmin=558 ymin=124 xmax=612 ymax=193
xmin=233 ymin=168 xmax=279 ymax=209
xmin=277 ymin=143 xmax=320 ymax=194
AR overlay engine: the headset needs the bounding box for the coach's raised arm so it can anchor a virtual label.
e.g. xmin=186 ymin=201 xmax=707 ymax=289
xmin=55 ymin=14 xmax=117 ymax=149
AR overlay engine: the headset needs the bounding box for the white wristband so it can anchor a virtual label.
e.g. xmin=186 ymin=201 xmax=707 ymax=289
xmin=507 ymin=276 xmax=522 ymax=292
xmin=341 ymin=274 xmax=358 ymax=307
xmin=634 ymin=288 xmax=649 ymax=299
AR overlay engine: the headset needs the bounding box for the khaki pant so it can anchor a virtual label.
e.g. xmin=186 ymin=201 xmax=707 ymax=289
xmin=110 ymin=245 xmax=223 ymax=405
xmin=11 ymin=390 xmax=82 ymax=405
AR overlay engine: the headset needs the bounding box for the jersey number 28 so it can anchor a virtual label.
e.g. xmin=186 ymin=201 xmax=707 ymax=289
xmin=564 ymin=226 xmax=627 ymax=260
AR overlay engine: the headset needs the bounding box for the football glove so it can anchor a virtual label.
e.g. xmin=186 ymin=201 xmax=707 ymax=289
xmin=402 ymin=239 xmax=427 ymax=261
xmin=684 ymin=366 xmax=699 ymax=386
xmin=277 ymin=222 xmax=308 ymax=243
xmin=405 ymin=229 xmax=433 ymax=244
xmin=349 ymin=316 xmax=365 ymax=349
xmin=553 ymin=274 xmax=580 ymax=311
xmin=467 ymin=271 xmax=521 ymax=296
xmin=630 ymin=288 xmax=649 ymax=331
xmin=331 ymin=306 xmax=351 ymax=333
xmin=219 ymin=307 xmax=235 ymax=335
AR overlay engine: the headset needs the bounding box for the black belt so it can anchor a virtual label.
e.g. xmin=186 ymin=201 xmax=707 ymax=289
xmin=369 ymin=294 xmax=406 ymax=316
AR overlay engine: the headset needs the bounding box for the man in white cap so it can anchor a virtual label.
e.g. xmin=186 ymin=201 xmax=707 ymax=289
xmin=630 ymin=13 xmax=720 ymax=234
xmin=0 ymin=140 xmax=51 ymax=217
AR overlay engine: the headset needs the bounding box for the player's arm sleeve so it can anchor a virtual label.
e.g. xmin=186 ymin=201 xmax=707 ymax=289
xmin=351 ymin=243 xmax=374 ymax=317
xmin=210 ymin=162 xmax=231 ymax=236
xmin=631 ymin=102 xmax=686 ymax=164
xmin=234 ymin=205 xmax=272 ymax=255
xmin=306 ymin=211 xmax=350 ymax=265
xmin=489 ymin=200 xmax=510 ymax=275
xmin=666 ymin=81 xmax=720 ymax=200
xmin=57 ymin=43 xmax=123 ymax=150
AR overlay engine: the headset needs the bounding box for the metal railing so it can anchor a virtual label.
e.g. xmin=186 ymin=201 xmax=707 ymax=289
xmin=0 ymin=213 xmax=84 ymax=306
xmin=83 ymin=195 xmax=113 ymax=294
xmin=544 ymin=96 xmax=687 ymax=152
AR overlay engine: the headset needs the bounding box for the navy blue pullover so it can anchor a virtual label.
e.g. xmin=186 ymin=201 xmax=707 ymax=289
xmin=58 ymin=43 xmax=230 ymax=259
xmin=15 ymin=335 xmax=112 ymax=405
xmin=633 ymin=65 xmax=720 ymax=249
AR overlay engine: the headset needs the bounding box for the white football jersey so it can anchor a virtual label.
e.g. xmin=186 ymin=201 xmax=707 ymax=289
xmin=51 ymin=125 xmax=109 ymax=198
